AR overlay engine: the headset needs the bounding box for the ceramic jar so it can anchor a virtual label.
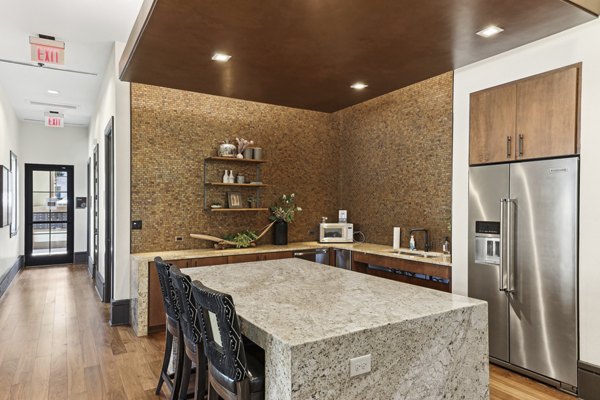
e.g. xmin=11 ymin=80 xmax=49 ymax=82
xmin=218 ymin=142 xmax=236 ymax=157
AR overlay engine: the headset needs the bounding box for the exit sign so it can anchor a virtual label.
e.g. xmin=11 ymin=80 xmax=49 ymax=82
xmin=45 ymin=112 xmax=64 ymax=128
xmin=30 ymin=36 xmax=65 ymax=65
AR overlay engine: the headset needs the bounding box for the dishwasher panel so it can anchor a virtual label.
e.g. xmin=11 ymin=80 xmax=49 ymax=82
xmin=335 ymin=249 xmax=352 ymax=269
xmin=293 ymin=248 xmax=329 ymax=264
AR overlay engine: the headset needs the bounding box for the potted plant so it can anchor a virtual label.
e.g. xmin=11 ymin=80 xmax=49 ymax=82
xmin=269 ymin=193 xmax=302 ymax=245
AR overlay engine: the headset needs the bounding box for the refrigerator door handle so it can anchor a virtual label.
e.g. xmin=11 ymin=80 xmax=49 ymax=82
xmin=506 ymin=198 xmax=516 ymax=293
xmin=499 ymin=199 xmax=507 ymax=291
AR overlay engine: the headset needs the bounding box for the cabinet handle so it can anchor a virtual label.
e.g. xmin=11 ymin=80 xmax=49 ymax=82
xmin=518 ymin=134 xmax=524 ymax=157
xmin=506 ymin=136 xmax=512 ymax=158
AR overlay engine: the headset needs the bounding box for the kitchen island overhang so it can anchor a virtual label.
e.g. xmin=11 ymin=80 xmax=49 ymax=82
xmin=185 ymin=258 xmax=488 ymax=400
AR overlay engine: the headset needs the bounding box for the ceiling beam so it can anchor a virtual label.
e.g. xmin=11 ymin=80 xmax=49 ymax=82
xmin=119 ymin=0 xmax=156 ymax=79
xmin=565 ymin=0 xmax=600 ymax=15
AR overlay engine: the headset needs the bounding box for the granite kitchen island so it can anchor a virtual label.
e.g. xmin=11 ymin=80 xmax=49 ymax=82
xmin=185 ymin=258 xmax=488 ymax=400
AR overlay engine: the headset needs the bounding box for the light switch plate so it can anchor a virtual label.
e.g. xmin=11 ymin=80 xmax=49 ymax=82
xmin=350 ymin=354 xmax=371 ymax=377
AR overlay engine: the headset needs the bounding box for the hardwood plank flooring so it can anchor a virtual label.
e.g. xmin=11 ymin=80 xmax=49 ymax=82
xmin=490 ymin=364 xmax=575 ymax=400
xmin=0 ymin=264 xmax=576 ymax=399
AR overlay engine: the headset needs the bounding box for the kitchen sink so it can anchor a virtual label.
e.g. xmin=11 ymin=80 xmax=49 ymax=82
xmin=392 ymin=250 xmax=439 ymax=258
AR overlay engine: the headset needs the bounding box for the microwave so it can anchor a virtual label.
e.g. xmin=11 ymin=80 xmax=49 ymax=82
xmin=319 ymin=223 xmax=354 ymax=243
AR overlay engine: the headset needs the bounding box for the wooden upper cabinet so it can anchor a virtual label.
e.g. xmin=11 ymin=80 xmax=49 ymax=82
xmin=470 ymin=84 xmax=517 ymax=165
xmin=469 ymin=64 xmax=580 ymax=165
xmin=516 ymin=66 xmax=579 ymax=160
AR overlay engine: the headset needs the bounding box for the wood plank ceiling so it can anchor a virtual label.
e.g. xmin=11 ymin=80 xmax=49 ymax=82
xmin=120 ymin=0 xmax=597 ymax=112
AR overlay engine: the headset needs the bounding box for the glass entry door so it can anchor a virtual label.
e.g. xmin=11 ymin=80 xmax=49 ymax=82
xmin=25 ymin=164 xmax=74 ymax=266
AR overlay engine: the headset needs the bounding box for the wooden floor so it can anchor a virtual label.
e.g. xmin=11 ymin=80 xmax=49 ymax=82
xmin=0 ymin=264 xmax=576 ymax=400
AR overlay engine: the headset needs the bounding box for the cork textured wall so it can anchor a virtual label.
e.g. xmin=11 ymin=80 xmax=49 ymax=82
xmin=336 ymin=72 xmax=453 ymax=251
xmin=131 ymin=72 xmax=453 ymax=253
xmin=131 ymin=84 xmax=340 ymax=253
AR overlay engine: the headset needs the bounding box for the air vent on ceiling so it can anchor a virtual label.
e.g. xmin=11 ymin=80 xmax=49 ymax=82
xmin=29 ymin=100 xmax=78 ymax=110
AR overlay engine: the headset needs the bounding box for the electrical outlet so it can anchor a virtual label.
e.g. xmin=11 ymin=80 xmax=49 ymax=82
xmin=175 ymin=236 xmax=183 ymax=241
xmin=349 ymin=354 xmax=371 ymax=377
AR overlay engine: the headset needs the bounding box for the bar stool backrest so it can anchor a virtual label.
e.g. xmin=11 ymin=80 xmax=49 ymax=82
xmin=169 ymin=266 xmax=202 ymax=345
xmin=154 ymin=257 xmax=179 ymax=321
xmin=191 ymin=280 xmax=248 ymax=383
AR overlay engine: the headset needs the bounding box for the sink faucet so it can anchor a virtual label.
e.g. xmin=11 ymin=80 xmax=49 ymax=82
xmin=409 ymin=228 xmax=431 ymax=252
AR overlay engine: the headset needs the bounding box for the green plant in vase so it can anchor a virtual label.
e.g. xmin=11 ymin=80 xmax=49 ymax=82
xmin=270 ymin=193 xmax=302 ymax=245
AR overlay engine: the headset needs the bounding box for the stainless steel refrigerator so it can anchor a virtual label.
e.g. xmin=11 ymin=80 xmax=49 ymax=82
xmin=468 ymin=157 xmax=579 ymax=392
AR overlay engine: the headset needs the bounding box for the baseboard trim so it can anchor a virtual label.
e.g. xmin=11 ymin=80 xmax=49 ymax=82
xmin=74 ymin=252 xmax=87 ymax=264
xmin=95 ymin=269 xmax=106 ymax=302
xmin=579 ymin=361 xmax=600 ymax=400
xmin=110 ymin=299 xmax=131 ymax=326
xmin=0 ymin=256 xmax=24 ymax=300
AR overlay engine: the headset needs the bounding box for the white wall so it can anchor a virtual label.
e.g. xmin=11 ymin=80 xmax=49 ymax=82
xmin=453 ymin=19 xmax=600 ymax=366
xmin=18 ymin=122 xmax=89 ymax=253
xmin=0 ymin=83 xmax=19 ymax=279
xmin=88 ymin=41 xmax=130 ymax=301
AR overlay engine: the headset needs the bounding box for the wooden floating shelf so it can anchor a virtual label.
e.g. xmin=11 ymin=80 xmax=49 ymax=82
xmin=206 ymin=157 xmax=267 ymax=164
xmin=206 ymin=182 xmax=271 ymax=187
xmin=210 ymin=208 xmax=269 ymax=212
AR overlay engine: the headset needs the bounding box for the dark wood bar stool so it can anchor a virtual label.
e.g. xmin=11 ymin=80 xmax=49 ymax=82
xmin=153 ymin=257 xmax=185 ymax=400
xmin=191 ymin=280 xmax=265 ymax=400
xmin=169 ymin=266 xmax=208 ymax=400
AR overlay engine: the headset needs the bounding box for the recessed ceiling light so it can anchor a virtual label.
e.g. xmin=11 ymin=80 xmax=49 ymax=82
xmin=211 ymin=53 xmax=232 ymax=62
xmin=47 ymin=89 xmax=60 ymax=95
xmin=476 ymin=25 xmax=504 ymax=38
xmin=351 ymin=82 xmax=368 ymax=90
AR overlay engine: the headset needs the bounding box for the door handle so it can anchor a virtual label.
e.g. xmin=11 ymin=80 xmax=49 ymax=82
xmin=506 ymin=136 xmax=512 ymax=158
xmin=518 ymin=134 xmax=524 ymax=157
xmin=499 ymin=199 xmax=507 ymax=292
xmin=506 ymin=198 xmax=516 ymax=293
xmin=293 ymin=252 xmax=317 ymax=257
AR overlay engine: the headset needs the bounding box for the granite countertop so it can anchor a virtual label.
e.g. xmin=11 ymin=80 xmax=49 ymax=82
xmin=131 ymin=241 xmax=452 ymax=267
xmin=185 ymin=259 xmax=476 ymax=346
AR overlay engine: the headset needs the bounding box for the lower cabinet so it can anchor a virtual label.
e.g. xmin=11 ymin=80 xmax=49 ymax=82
xmin=351 ymin=252 xmax=451 ymax=293
xmin=148 ymin=256 xmax=227 ymax=331
xmin=227 ymin=254 xmax=261 ymax=264
xmin=190 ymin=256 xmax=228 ymax=267
xmin=148 ymin=251 xmax=294 ymax=331
xmin=227 ymin=251 xmax=294 ymax=264
xmin=261 ymin=251 xmax=294 ymax=261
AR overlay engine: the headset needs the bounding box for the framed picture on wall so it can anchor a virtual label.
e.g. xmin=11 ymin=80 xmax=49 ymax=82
xmin=0 ymin=165 xmax=8 ymax=227
xmin=227 ymin=192 xmax=243 ymax=209
xmin=9 ymin=151 xmax=18 ymax=237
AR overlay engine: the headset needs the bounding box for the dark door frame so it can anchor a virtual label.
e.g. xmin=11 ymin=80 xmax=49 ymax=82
xmin=87 ymin=158 xmax=92 ymax=277
xmin=93 ymin=144 xmax=100 ymax=295
xmin=24 ymin=163 xmax=74 ymax=266
xmin=103 ymin=117 xmax=114 ymax=303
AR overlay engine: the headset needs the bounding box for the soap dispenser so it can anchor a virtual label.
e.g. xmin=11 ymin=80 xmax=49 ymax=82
xmin=409 ymin=235 xmax=416 ymax=251
xmin=443 ymin=237 xmax=451 ymax=255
